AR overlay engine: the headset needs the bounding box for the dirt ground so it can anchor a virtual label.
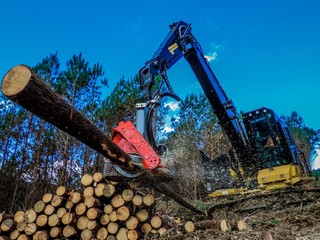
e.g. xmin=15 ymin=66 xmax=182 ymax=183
xmin=153 ymin=188 xmax=320 ymax=240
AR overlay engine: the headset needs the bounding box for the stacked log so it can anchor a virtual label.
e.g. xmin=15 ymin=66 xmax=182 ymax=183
xmin=0 ymin=172 xmax=247 ymax=239
xmin=0 ymin=172 xmax=166 ymax=240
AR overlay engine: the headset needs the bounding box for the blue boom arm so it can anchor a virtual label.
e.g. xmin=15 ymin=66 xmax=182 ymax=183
xmin=139 ymin=21 xmax=260 ymax=177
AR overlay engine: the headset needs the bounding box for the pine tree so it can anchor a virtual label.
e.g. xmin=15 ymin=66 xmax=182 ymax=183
xmin=282 ymin=111 xmax=320 ymax=169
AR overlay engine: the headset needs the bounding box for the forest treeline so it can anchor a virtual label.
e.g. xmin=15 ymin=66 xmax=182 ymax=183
xmin=0 ymin=53 xmax=319 ymax=213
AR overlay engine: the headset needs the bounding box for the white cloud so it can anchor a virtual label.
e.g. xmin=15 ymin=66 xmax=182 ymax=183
xmin=205 ymin=52 xmax=218 ymax=62
xmin=164 ymin=101 xmax=180 ymax=111
xmin=205 ymin=42 xmax=225 ymax=62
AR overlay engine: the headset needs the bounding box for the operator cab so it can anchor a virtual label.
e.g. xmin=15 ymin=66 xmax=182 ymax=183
xmin=242 ymin=108 xmax=308 ymax=173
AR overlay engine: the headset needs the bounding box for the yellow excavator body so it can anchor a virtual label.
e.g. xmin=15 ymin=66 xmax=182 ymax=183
xmin=257 ymin=164 xmax=315 ymax=190
xmin=209 ymin=164 xmax=315 ymax=197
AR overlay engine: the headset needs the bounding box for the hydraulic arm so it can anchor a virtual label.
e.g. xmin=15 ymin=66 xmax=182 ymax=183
xmin=139 ymin=21 xmax=260 ymax=178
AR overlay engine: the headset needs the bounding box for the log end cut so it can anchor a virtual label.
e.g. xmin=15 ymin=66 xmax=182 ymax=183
xmin=2 ymin=65 xmax=31 ymax=97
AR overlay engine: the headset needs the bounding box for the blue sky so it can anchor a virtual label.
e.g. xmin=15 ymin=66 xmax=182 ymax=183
xmin=1 ymin=0 xmax=320 ymax=130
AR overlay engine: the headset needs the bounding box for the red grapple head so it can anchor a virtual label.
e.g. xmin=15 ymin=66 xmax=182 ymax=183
xmin=111 ymin=121 xmax=161 ymax=170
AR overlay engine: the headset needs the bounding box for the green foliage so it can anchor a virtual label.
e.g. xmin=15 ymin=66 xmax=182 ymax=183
xmin=281 ymin=111 xmax=320 ymax=168
xmin=32 ymin=52 xmax=60 ymax=84
xmin=313 ymin=169 xmax=320 ymax=178
xmin=0 ymin=52 xmax=109 ymax=212
xmin=193 ymin=200 xmax=213 ymax=213
xmin=96 ymin=75 xmax=144 ymax=134
xmin=168 ymin=93 xmax=228 ymax=158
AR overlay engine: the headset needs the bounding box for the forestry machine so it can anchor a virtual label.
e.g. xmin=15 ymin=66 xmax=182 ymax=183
xmin=110 ymin=20 xmax=314 ymax=196
xmin=1 ymin=21 xmax=314 ymax=201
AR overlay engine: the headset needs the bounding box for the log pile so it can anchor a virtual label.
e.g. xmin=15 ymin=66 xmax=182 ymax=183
xmin=0 ymin=172 xmax=169 ymax=240
xmin=0 ymin=172 xmax=247 ymax=239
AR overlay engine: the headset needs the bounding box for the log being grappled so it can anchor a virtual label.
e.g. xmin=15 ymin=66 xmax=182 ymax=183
xmin=1 ymin=65 xmax=133 ymax=171
xmin=1 ymin=64 xmax=204 ymax=215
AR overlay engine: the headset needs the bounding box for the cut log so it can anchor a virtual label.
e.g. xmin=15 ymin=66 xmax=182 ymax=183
xmin=16 ymin=235 xmax=30 ymax=240
xmin=116 ymin=228 xmax=128 ymax=240
xmin=35 ymin=214 xmax=48 ymax=227
xmin=109 ymin=211 xmax=118 ymax=222
xmin=100 ymin=214 xmax=110 ymax=226
xmin=107 ymin=222 xmax=119 ymax=235
xmin=103 ymin=204 xmax=113 ymax=214
xmin=71 ymin=192 xmax=83 ymax=204
xmin=10 ymin=229 xmax=20 ymax=239
xmin=80 ymin=229 xmax=93 ymax=240
xmin=194 ymin=220 xmax=218 ymax=230
xmin=61 ymin=212 xmax=77 ymax=225
xmin=186 ymin=219 xmax=233 ymax=232
xmin=51 ymin=195 xmax=64 ymax=208
xmin=33 ymin=231 xmax=49 ymax=240
xmin=141 ymin=223 xmax=152 ymax=235
xmin=95 ymin=183 xmax=107 ymax=197
xmin=81 ymin=174 xmax=94 ymax=187
xmin=103 ymin=184 xmax=116 ymax=198
xmin=93 ymin=172 xmax=104 ymax=183
xmin=76 ymin=216 xmax=89 ymax=230
xmin=56 ymin=186 xmax=73 ymax=197
xmin=132 ymin=195 xmax=143 ymax=207
xmin=16 ymin=221 xmax=27 ymax=232
xmin=49 ymin=227 xmax=62 ymax=238
xmin=96 ymin=227 xmax=108 ymax=240
xmin=85 ymin=196 xmax=101 ymax=208
xmin=87 ymin=208 xmax=102 ymax=220
xmin=83 ymin=186 xmax=94 ymax=198
xmin=220 ymin=220 xmax=231 ymax=232
xmin=1 ymin=219 xmax=15 ymax=232
xmin=48 ymin=214 xmax=60 ymax=227
xmin=136 ymin=209 xmax=149 ymax=222
xmin=1 ymin=65 xmax=133 ymax=170
xmin=75 ymin=202 xmax=87 ymax=216
xmin=14 ymin=211 xmax=25 ymax=223
xmin=237 ymin=220 xmax=247 ymax=231
xmin=106 ymin=235 xmax=116 ymax=240
xmin=127 ymin=229 xmax=139 ymax=240
xmin=24 ymin=223 xmax=37 ymax=235
xmin=24 ymin=210 xmax=37 ymax=224
xmin=42 ymin=193 xmax=53 ymax=204
xmin=43 ymin=205 xmax=55 ymax=216
xmin=56 ymin=207 xmax=67 ymax=218
xmin=150 ymin=215 xmax=162 ymax=229
xmin=184 ymin=221 xmax=195 ymax=233
xmin=33 ymin=201 xmax=45 ymax=214
xmin=126 ymin=216 xmax=138 ymax=230
xmin=87 ymin=220 xmax=99 ymax=231
xmin=62 ymin=225 xmax=77 ymax=238
xmin=143 ymin=194 xmax=155 ymax=207
xmin=111 ymin=195 xmax=124 ymax=208
xmin=65 ymin=200 xmax=74 ymax=210
xmin=122 ymin=189 xmax=134 ymax=202
xmin=116 ymin=206 xmax=130 ymax=221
